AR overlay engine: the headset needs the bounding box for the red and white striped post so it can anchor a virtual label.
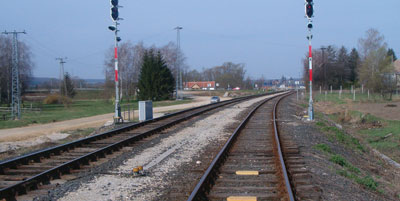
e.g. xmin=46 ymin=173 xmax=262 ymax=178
xmin=307 ymin=32 xmax=314 ymax=120
xmin=114 ymin=22 xmax=120 ymax=122
xmin=305 ymin=0 xmax=314 ymax=121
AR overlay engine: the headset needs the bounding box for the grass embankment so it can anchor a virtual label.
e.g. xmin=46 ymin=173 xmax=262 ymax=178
xmin=313 ymin=120 xmax=380 ymax=192
xmin=0 ymin=99 xmax=192 ymax=129
xmin=313 ymin=91 xmax=400 ymax=163
xmin=309 ymin=91 xmax=400 ymax=194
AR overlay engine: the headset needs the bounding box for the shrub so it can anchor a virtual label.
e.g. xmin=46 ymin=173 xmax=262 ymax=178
xmin=43 ymin=95 xmax=61 ymax=104
xmin=43 ymin=94 xmax=72 ymax=105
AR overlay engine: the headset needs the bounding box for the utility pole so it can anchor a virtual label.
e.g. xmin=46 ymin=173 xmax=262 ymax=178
xmin=108 ymin=0 xmax=123 ymax=123
xmin=174 ymin=26 xmax=183 ymax=100
xmin=2 ymin=30 xmax=26 ymax=120
xmin=305 ymin=0 xmax=314 ymax=121
xmin=56 ymin=57 xmax=68 ymax=96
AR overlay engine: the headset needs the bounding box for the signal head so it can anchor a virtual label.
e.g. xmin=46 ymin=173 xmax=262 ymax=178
xmin=111 ymin=6 xmax=119 ymax=21
xmin=111 ymin=0 xmax=118 ymax=6
xmin=305 ymin=3 xmax=313 ymax=18
xmin=307 ymin=23 xmax=313 ymax=29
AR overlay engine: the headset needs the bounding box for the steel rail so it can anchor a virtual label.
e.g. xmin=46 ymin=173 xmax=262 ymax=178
xmin=0 ymin=91 xmax=281 ymax=200
xmin=273 ymin=93 xmax=295 ymax=201
xmin=187 ymin=91 xmax=294 ymax=201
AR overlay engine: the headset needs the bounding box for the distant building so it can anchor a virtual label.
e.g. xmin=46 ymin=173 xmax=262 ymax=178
xmin=184 ymin=81 xmax=216 ymax=90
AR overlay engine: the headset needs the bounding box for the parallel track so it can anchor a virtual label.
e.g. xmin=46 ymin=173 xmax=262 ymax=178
xmin=0 ymin=92 xmax=280 ymax=201
xmin=187 ymin=92 xmax=300 ymax=201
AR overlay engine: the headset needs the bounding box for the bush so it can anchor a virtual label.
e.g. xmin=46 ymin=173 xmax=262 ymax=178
xmin=43 ymin=95 xmax=61 ymax=104
xmin=43 ymin=95 xmax=72 ymax=105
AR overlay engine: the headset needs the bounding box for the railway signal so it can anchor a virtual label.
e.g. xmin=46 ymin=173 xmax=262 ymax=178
xmin=110 ymin=0 xmax=119 ymax=21
xmin=108 ymin=0 xmax=122 ymax=123
xmin=305 ymin=0 xmax=314 ymax=121
xmin=305 ymin=0 xmax=314 ymax=19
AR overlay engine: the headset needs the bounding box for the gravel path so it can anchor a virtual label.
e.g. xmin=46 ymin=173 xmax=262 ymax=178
xmin=57 ymin=95 xmax=277 ymax=201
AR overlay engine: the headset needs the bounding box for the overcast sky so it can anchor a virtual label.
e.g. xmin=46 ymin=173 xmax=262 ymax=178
xmin=1 ymin=0 xmax=399 ymax=79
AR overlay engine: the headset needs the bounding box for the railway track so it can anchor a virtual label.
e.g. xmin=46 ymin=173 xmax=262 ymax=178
xmin=187 ymin=92 xmax=321 ymax=201
xmin=0 ymin=92 xmax=280 ymax=201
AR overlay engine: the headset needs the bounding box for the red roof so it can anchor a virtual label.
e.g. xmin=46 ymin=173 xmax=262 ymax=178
xmin=185 ymin=81 xmax=215 ymax=89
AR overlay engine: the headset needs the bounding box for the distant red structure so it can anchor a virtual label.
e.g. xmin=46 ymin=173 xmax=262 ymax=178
xmin=184 ymin=81 xmax=216 ymax=90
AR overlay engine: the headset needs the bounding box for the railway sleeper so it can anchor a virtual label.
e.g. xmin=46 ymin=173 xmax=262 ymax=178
xmin=207 ymin=192 xmax=279 ymax=201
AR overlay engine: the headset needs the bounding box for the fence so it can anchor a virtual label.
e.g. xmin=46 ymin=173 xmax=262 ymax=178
xmin=316 ymin=85 xmax=400 ymax=102
xmin=0 ymin=106 xmax=42 ymax=121
xmin=121 ymin=104 xmax=135 ymax=122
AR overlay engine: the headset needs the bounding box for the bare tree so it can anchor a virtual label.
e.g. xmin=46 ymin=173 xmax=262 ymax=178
xmin=104 ymin=41 xmax=187 ymax=100
xmin=0 ymin=35 xmax=34 ymax=104
xmin=358 ymin=29 xmax=395 ymax=98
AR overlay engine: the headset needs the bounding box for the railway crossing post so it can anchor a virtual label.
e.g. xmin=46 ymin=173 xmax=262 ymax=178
xmin=305 ymin=0 xmax=314 ymax=120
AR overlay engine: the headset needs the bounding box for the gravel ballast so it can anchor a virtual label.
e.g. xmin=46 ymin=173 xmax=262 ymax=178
xmin=57 ymin=95 xmax=279 ymax=201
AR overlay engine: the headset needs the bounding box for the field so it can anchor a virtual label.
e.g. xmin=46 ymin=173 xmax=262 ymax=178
xmin=310 ymin=90 xmax=400 ymax=163
xmin=0 ymin=90 xmax=192 ymax=129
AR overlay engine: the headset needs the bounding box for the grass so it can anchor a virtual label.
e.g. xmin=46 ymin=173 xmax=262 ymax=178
xmin=313 ymin=143 xmax=332 ymax=154
xmin=337 ymin=169 xmax=378 ymax=191
xmin=0 ymin=99 xmax=193 ymax=129
xmin=360 ymin=118 xmax=400 ymax=162
xmin=317 ymin=123 xmax=365 ymax=152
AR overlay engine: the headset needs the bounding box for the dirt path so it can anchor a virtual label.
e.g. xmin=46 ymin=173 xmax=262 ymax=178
xmin=0 ymin=96 xmax=230 ymax=143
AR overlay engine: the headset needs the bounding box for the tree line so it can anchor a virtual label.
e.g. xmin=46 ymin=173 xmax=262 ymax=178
xmin=103 ymin=41 xmax=187 ymax=99
xmin=104 ymin=41 xmax=253 ymax=100
xmin=303 ymin=28 xmax=397 ymax=98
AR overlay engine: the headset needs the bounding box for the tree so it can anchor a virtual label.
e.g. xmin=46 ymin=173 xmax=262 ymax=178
xmin=61 ymin=72 xmax=76 ymax=98
xmin=104 ymin=41 xmax=187 ymax=100
xmin=358 ymin=29 xmax=395 ymax=98
xmin=0 ymin=35 xmax=34 ymax=104
xmin=387 ymin=48 xmax=397 ymax=62
xmin=138 ymin=50 xmax=175 ymax=101
xmin=348 ymin=48 xmax=360 ymax=84
xmin=201 ymin=62 xmax=246 ymax=89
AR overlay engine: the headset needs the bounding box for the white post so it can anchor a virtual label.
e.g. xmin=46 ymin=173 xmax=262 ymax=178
xmin=353 ymin=88 xmax=356 ymax=101
xmin=351 ymin=85 xmax=353 ymax=94
xmin=325 ymin=91 xmax=327 ymax=101
xmin=320 ymin=86 xmax=322 ymax=94
xmin=339 ymin=85 xmax=342 ymax=99
xmin=362 ymin=84 xmax=364 ymax=94
xmin=330 ymin=85 xmax=332 ymax=94
xmin=368 ymin=90 xmax=370 ymax=100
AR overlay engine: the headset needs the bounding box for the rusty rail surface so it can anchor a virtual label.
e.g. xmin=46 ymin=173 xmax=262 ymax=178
xmin=187 ymin=92 xmax=295 ymax=201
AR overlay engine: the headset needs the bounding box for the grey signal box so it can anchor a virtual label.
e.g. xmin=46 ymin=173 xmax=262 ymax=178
xmin=139 ymin=101 xmax=153 ymax=122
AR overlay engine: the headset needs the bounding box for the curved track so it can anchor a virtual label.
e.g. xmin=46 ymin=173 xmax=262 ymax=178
xmin=0 ymin=92 xmax=280 ymax=201
xmin=187 ymin=92 xmax=320 ymax=201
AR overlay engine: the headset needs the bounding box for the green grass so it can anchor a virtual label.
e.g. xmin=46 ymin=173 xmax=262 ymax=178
xmin=313 ymin=143 xmax=332 ymax=154
xmin=336 ymin=170 xmax=378 ymax=191
xmin=0 ymin=99 xmax=193 ymax=129
xmin=359 ymin=118 xmax=400 ymax=162
xmin=318 ymin=124 xmax=365 ymax=152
